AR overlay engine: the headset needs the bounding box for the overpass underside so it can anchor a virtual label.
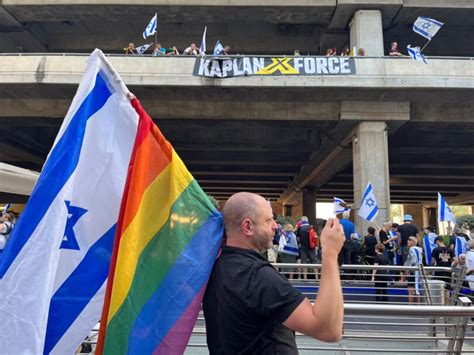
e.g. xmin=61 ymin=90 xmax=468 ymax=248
xmin=0 ymin=0 xmax=473 ymax=229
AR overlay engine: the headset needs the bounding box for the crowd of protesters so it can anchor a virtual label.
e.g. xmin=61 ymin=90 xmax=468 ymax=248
xmin=268 ymin=213 xmax=474 ymax=304
xmin=123 ymin=38 xmax=409 ymax=57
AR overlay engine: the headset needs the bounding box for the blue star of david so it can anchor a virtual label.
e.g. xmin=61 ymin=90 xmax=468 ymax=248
xmin=365 ymin=198 xmax=375 ymax=208
xmin=60 ymin=200 xmax=87 ymax=250
xmin=421 ymin=23 xmax=432 ymax=30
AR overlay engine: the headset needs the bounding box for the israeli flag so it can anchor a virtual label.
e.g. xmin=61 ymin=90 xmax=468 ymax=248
xmin=334 ymin=197 xmax=349 ymax=215
xmin=199 ymin=26 xmax=207 ymax=55
xmin=423 ymin=233 xmax=437 ymax=265
xmin=358 ymin=182 xmax=378 ymax=222
xmin=438 ymin=192 xmax=456 ymax=224
xmin=143 ymin=13 xmax=157 ymax=39
xmin=213 ymin=40 xmax=224 ymax=55
xmin=136 ymin=43 xmax=153 ymax=55
xmin=455 ymin=236 xmax=468 ymax=257
xmin=0 ymin=49 xmax=139 ymax=354
xmin=407 ymin=45 xmax=427 ymax=64
xmin=413 ymin=16 xmax=444 ymax=40
xmin=2 ymin=203 xmax=12 ymax=214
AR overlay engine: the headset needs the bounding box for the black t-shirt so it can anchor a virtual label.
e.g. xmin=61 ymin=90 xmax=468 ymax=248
xmin=398 ymin=223 xmax=418 ymax=246
xmin=203 ymin=246 xmax=305 ymax=354
xmin=364 ymin=235 xmax=378 ymax=257
xmin=379 ymin=230 xmax=388 ymax=244
xmin=296 ymin=224 xmax=311 ymax=248
xmin=432 ymin=246 xmax=454 ymax=268
xmin=374 ymin=253 xmax=389 ymax=274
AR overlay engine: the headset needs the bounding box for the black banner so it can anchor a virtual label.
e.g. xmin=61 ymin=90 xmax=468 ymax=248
xmin=193 ymin=56 xmax=356 ymax=78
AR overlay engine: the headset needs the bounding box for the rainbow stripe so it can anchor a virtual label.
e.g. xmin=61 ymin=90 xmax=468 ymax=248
xmin=97 ymin=99 xmax=223 ymax=354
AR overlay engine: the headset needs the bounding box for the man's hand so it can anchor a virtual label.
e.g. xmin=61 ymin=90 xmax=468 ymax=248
xmin=320 ymin=218 xmax=344 ymax=257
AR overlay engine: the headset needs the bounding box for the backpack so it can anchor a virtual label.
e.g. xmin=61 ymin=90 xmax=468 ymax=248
xmin=309 ymin=226 xmax=318 ymax=250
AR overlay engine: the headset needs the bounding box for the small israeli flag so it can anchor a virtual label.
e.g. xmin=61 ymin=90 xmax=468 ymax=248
xmin=455 ymin=236 xmax=468 ymax=257
xmin=136 ymin=43 xmax=153 ymax=55
xmin=358 ymin=182 xmax=378 ymax=222
xmin=413 ymin=16 xmax=444 ymax=40
xmin=2 ymin=203 xmax=12 ymax=214
xmin=407 ymin=45 xmax=427 ymax=64
xmin=199 ymin=26 xmax=207 ymax=55
xmin=334 ymin=197 xmax=349 ymax=215
xmin=438 ymin=192 xmax=456 ymax=224
xmin=143 ymin=13 xmax=157 ymax=39
xmin=213 ymin=40 xmax=224 ymax=55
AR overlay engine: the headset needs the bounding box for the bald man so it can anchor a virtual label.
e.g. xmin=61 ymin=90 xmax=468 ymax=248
xmin=203 ymin=192 xmax=344 ymax=354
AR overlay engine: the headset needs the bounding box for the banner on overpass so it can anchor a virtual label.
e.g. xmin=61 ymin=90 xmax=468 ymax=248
xmin=193 ymin=56 xmax=356 ymax=78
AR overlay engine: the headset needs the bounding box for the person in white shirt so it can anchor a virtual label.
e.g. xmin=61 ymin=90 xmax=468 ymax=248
xmin=465 ymin=240 xmax=474 ymax=291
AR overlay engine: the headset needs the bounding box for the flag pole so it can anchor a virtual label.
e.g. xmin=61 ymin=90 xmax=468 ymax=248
xmin=420 ymin=39 xmax=431 ymax=52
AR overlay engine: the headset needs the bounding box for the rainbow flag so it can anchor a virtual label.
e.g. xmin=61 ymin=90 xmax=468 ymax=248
xmin=97 ymin=98 xmax=223 ymax=354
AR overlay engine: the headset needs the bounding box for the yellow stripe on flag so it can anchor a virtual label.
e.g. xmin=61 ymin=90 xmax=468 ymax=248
xmin=107 ymin=150 xmax=193 ymax=321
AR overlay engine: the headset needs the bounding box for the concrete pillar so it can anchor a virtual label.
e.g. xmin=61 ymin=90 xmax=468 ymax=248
xmin=353 ymin=122 xmax=390 ymax=234
xmin=302 ymin=188 xmax=317 ymax=227
xmin=404 ymin=204 xmax=425 ymax=229
xmin=349 ymin=10 xmax=384 ymax=57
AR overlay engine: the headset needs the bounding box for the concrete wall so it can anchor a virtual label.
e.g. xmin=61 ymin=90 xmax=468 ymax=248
xmin=0 ymin=55 xmax=472 ymax=89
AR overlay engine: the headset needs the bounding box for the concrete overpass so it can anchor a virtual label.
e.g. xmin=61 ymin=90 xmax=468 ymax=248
xmin=0 ymin=1 xmax=474 ymax=56
xmin=0 ymin=0 xmax=473 ymax=229
xmin=0 ymin=53 xmax=473 ymax=230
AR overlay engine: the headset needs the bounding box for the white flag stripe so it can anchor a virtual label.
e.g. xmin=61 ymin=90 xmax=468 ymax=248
xmin=0 ymin=50 xmax=139 ymax=355
xmin=413 ymin=16 xmax=444 ymax=40
xmin=438 ymin=192 xmax=457 ymax=224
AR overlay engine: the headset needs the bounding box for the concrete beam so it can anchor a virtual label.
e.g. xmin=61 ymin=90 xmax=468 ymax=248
xmin=340 ymin=101 xmax=410 ymax=121
xmin=0 ymin=56 xmax=472 ymax=90
xmin=279 ymin=120 xmax=356 ymax=205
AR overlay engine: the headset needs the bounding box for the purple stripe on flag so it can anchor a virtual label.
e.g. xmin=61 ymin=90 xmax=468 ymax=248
xmin=153 ymin=284 xmax=206 ymax=355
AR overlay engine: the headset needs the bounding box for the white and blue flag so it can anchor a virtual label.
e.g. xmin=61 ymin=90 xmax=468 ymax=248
xmin=358 ymin=182 xmax=378 ymax=222
xmin=407 ymin=45 xmax=427 ymax=64
xmin=438 ymin=192 xmax=456 ymax=224
xmin=0 ymin=49 xmax=138 ymax=354
xmin=199 ymin=26 xmax=207 ymax=55
xmin=455 ymin=236 xmax=468 ymax=257
xmin=136 ymin=43 xmax=153 ymax=55
xmin=2 ymin=203 xmax=12 ymax=214
xmin=423 ymin=232 xmax=438 ymax=265
xmin=213 ymin=40 xmax=224 ymax=55
xmin=334 ymin=197 xmax=349 ymax=215
xmin=143 ymin=13 xmax=157 ymax=39
xmin=413 ymin=16 xmax=444 ymax=40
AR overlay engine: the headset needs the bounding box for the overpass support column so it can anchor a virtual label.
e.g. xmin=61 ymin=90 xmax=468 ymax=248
xmin=353 ymin=122 xmax=390 ymax=234
xmin=303 ymin=188 xmax=317 ymax=227
xmin=349 ymin=10 xmax=384 ymax=56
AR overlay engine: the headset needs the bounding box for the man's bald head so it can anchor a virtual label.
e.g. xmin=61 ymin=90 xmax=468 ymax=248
xmin=222 ymin=192 xmax=268 ymax=237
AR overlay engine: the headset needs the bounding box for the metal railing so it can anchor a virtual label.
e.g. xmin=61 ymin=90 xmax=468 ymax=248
xmin=77 ymin=264 xmax=474 ymax=354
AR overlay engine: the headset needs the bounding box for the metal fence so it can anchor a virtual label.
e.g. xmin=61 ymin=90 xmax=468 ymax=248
xmin=79 ymin=264 xmax=474 ymax=354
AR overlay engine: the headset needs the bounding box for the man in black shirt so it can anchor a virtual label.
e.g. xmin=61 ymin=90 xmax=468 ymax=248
xmin=397 ymin=214 xmax=419 ymax=264
xmin=432 ymin=237 xmax=456 ymax=298
xmin=203 ymin=192 xmax=344 ymax=354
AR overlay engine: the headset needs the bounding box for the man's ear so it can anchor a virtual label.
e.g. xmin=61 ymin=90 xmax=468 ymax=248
xmin=242 ymin=218 xmax=253 ymax=236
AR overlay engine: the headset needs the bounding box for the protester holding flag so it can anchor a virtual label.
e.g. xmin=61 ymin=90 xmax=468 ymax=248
xmin=431 ymin=236 xmax=456 ymax=303
xmin=203 ymin=193 xmax=344 ymax=353
xmin=423 ymin=226 xmax=439 ymax=266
